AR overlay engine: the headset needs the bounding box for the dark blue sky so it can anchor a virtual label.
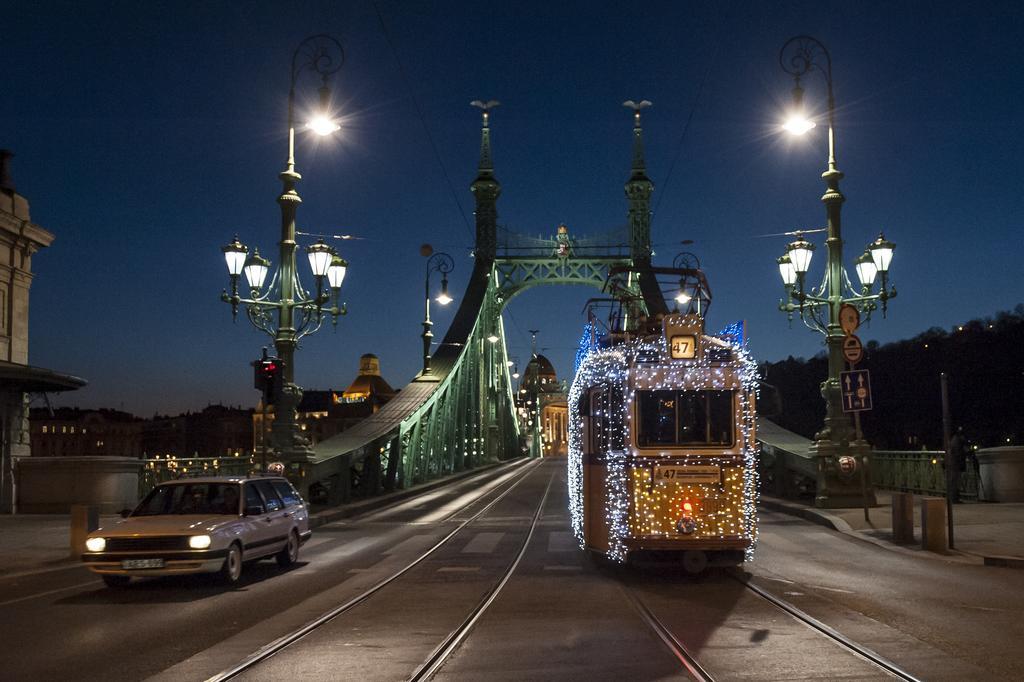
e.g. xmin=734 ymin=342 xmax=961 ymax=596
xmin=4 ymin=1 xmax=1022 ymax=415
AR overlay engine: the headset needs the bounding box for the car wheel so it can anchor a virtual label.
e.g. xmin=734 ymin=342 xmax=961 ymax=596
xmin=220 ymin=543 xmax=243 ymax=584
xmin=276 ymin=530 xmax=299 ymax=568
xmin=102 ymin=574 xmax=130 ymax=588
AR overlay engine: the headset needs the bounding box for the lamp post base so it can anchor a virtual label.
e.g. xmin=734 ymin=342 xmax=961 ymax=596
xmin=809 ymin=439 xmax=877 ymax=509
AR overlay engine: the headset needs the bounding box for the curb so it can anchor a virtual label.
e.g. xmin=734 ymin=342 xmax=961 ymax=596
xmin=308 ymin=457 xmax=530 ymax=529
xmin=983 ymin=555 xmax=1024 ymax=569
xmin=758 ymin=495 xmax=853 ymax=533
xmin=758 ymin=495 xmax=987 ymax=566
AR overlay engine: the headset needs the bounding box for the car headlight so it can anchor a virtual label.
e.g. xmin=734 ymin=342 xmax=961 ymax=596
xmin=85 ymin=537 xmax=106 ymax=552
xmin=189 ymin=535 xmax=212 ymax=549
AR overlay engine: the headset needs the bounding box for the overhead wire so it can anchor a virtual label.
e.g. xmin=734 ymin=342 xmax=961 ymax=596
xmin=373 ymin=1 xmax=475 ymax=242
xmin=651 ymin=25 xmax=721 ymax=226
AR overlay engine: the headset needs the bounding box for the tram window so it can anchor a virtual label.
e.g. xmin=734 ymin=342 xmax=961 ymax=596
xmin=636 ymin=390 xmax=734 ymax=447
xmin=575 ymin=391 xmax=590 ymax=417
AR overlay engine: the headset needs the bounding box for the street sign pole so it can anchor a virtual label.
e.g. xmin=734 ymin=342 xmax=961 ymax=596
xmin=941 ymin=372 xmax=955 ymax=549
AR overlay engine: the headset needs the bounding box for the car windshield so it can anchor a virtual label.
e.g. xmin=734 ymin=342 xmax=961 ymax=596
xmin=134 ymin=482 xmax=241 ymax=516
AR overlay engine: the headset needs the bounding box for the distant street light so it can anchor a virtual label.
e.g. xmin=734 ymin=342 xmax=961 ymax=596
xmin=220 ymin=34 xmax=347 ymax=467
xmin=775 ymin=35 xmax=899 ymax=508
xmin=421 ymin=247 xmax=455 ymax=375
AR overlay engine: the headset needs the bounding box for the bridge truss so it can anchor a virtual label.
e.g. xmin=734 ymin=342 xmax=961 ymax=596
xmin=294 ymin=105 xmax=663 ymax=505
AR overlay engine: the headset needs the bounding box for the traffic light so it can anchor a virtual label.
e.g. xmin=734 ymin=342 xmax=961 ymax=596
xmin=253 ymin=356 xmax=283 ymax=405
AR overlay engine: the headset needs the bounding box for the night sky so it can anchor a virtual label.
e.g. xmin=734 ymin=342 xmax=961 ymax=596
xmin=4 ymin=1 xmax=1022 ymax=416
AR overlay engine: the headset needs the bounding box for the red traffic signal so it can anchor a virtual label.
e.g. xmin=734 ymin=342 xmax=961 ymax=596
xmin=253 ymin=356 xmax=284 ymax=404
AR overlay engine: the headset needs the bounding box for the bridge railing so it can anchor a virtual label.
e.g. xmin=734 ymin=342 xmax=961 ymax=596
xmin=871 ymin=450 xmax=980 ymax=501
xmin=139 ymin=454 xmax=257 ymax=499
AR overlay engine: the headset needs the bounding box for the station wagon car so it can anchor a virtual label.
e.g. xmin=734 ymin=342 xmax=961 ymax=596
xmin=81 ymin=476 xmax=311 ymax=587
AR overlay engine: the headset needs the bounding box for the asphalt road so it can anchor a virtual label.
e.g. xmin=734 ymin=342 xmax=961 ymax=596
xmin=1 ymin=456 xmax=1022 ymax=681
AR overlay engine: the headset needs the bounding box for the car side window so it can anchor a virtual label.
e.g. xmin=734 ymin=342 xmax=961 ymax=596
xmin=253 ymin=480 xmax=284 ymax=512
xmin=271 ymin=480 xmax=301 ymax=507
xmin=244 ymin=483 xmax=263 ymax=512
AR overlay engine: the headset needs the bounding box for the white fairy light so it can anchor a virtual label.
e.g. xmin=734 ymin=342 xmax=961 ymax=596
xmin=567 ymin=331 xmax=760 ymax=563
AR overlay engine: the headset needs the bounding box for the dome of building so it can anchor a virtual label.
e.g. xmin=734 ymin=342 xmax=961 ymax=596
xmin=521 ymin=354 xmax=560 ymax=392
xmin=341 ymin=354 xmax=395 ymax=402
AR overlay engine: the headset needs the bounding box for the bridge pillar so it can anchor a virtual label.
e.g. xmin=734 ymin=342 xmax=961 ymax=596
xmin=809 ymin=440 xmax=877 ymax=509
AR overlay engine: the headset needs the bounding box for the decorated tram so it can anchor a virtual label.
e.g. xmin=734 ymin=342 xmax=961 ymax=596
xmin=568 ymin=313 xmax=759 ymax=572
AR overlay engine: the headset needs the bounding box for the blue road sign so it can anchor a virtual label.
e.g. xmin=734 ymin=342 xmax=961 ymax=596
xmin=840 ymin=369 xmax=872 ymax=412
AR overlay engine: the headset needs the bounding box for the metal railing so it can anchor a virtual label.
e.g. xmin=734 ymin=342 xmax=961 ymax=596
xmin=139 ymin=454 xmax=257 ymax=498
xmin=871 ymin=450 xmax=980 ymax=501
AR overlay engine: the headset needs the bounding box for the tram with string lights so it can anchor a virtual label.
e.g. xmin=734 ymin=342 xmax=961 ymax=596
xmin=567 ymin=309 xmax=759 ymax=573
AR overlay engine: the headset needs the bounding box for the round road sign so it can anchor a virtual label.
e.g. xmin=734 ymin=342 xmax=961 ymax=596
xmin=839 ymin=304 xmax=860 ymax=335
xmin=842 ymin=335 xmax=863 ymax=364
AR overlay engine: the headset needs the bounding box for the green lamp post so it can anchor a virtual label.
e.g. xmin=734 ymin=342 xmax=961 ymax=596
xmin=221 ymin=35 xmax=349 ymax=470
xmin=776 ymin=35 xmax=898 ymax=508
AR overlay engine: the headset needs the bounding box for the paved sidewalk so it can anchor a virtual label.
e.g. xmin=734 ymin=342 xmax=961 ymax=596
xmin=2 ymin=484 xmax=1021 ymax=577
xmin=0 ymin=513 xmax=122 ymax=577
xmin=761 ymin=490 xmax=1024 ymax=568
xmin=0 ymin=459 xmax=531 ymax=578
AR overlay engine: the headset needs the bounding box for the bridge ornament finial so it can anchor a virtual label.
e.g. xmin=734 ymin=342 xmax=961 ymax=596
xmin=470 ymin=100 xmax=501 ymax=262
xmin=623 ymin=99 xmax=652 ymax=176
xmin=470 ymin=99 xmax=500 ymax=172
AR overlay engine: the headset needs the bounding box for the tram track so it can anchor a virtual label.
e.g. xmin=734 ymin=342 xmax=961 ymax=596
xmin=730 ymin=572 xmax=923 ymax=682
xmin=409 ymin=472 xmax=553 ymax=681
xmin=626 ymin=568 xmax=924 ymax=681
xmin=622 ymin=585 xmax=714 ymax=681
xmin=205 ymin=458 xmax=550 ymax=682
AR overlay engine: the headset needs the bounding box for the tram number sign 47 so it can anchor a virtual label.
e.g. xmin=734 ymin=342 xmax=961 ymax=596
xmin=654 ymin=465 xmax=720 ymax=484
xmin=840 ymin=369 xmax=873 ymax=412
xmin=669 ymin=334 xmax=697 ymax=359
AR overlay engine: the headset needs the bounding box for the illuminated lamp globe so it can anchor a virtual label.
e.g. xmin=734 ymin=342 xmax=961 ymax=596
xmin=777 ymin=254 xmax=797 ymax=286
xmin=307 ymin=239 xmax=334 ymax=277
xmin=222 ymin=236 xmax=248 ymax=277
xmin=786 ymin=235 xmax=815 ymax=274
xmin=307 ymin=116 xmax=340 ymax=136
xmin=783 ymin=116 xmax=816 ymax=135
xmin=436 ymin=275 xmax=453 ymax=305
xmin=868 ymin=233 xmax=895 ymax=273
xmin=243 ymin=249 xmax=270 ymax=290
xmin=326 ymin=255 xmax=348 ymax=290
xmin=854 ymin=252 xmax=877 ymax=288
xmin=782 ymin=83 xmax=816 ymax=135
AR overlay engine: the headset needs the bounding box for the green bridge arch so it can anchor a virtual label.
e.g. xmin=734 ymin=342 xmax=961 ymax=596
xmin=294 ymin=104 xmax=663 ymax=505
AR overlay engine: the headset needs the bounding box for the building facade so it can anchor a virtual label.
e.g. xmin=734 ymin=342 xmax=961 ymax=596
xmin=0 ymin=150 xmax=86 ymax=512
xmin=254 ymin=353 xmax=397 ymax=453
xmin=517 ymin=354 xmax=569 ymax=456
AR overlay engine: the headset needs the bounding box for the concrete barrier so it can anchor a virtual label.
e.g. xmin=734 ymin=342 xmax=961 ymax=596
xmin=891 ymin=492 xmax=914 ymax=544
xmin=977 ymin=447 xmax=1024 ymax=502
xmin=69 ymin=505 xmax=99 ymax=558
xmin=920 ymin=497 xmax=947 ymax=552
xmin=16 ymin=456 xmax=141 ymax=513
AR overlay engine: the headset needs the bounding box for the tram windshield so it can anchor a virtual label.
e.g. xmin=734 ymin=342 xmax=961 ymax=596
xmin=636 ymin=390 xmax=734 ymax=447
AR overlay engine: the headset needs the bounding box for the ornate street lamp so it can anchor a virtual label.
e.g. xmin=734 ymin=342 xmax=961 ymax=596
xmin=420 ymin=245 xmax=455 ymax=375
xmin=220 ymin=35 xmax=347 ymax=467
xmin=775 ymin=35 xmax=899 ymax=508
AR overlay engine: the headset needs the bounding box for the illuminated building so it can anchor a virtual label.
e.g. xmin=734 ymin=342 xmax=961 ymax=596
xmin=254 ymin=353 xmax=397 ymax=451
xmin=517 ymin=354 xmax=568 ymax=456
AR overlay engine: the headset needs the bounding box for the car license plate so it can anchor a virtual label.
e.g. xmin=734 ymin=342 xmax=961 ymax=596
xmin=653 ymin=465 xmax=720 ymax=484
xmin=121 ymin=558 xmax=164 ymax=569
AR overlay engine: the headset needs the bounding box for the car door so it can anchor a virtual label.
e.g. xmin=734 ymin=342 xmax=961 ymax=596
xmin=271 ymin=478 xmax=309 ymax=538
xmin=251 ymin=479 xmax=290 ymax=554
xmin=242 ymin=481 xmax=276 ymax=558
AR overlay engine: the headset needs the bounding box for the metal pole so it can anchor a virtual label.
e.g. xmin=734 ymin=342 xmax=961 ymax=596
xmin=422 ymin=270 xmax=433 ymax=374
xmin=941 ymin=372 xmax=955 ymax=549
xmin=262 ymin=401 xmax=270 ymax=473
xmin=854 ymin=408 xmax=869 ymax=523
